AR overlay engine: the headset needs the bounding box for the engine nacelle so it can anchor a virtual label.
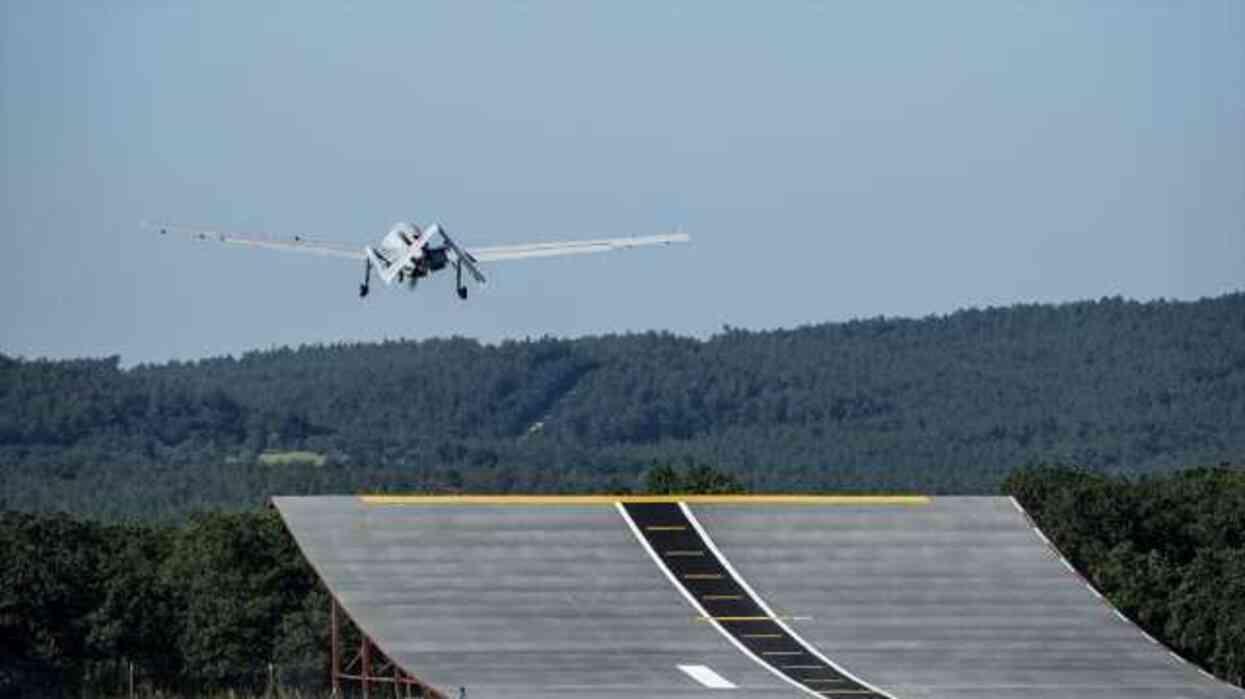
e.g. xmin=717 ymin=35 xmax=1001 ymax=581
xmin=424 ymin=246 xmax=449 ymax=271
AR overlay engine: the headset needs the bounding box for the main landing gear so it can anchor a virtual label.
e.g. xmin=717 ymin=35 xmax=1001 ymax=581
xmin=359 ymin=259 xmax=371 ymax=298
xmin=455 ymin=261 xmax=468 ymax=300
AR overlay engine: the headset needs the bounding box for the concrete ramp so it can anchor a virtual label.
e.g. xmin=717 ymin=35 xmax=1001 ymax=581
xmin=271 ymin=495 xmax=1242 ymax=699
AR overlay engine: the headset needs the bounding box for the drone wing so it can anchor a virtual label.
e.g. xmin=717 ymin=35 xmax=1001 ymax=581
xmin=147 ymin=222 xmax=365 ymax=260
xmin=468 ymin=231 xmax=690 ymax=263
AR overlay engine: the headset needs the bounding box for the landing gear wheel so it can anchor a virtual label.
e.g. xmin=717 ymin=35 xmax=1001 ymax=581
xmin=454 ymin=260 xmax=468 ymax=300
xmin=359 ymin=258 xmax=372 ymax=299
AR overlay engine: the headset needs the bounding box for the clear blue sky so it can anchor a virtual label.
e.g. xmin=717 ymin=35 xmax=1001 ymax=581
xmin=3 ymin=2 xmax=1241 ymax=365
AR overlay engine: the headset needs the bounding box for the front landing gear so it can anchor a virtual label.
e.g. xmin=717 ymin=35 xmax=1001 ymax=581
xmin=359 ymin=259 xmax=371 ymax=298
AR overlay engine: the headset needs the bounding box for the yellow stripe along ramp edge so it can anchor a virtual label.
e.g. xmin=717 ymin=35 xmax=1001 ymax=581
xmin=358 ymin=494 xmax=931 ymax=506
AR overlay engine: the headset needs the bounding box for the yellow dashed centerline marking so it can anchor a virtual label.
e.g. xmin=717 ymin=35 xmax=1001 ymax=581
xmin=664 ymin=550 xmax=705 ymax=557
xmin=741 ymin=633 xmax=783 ymax=639
xmin=762 ymin=651 xmax=805 ymax=656
xmin=645 ymin=525 xmax=687 ymax=531
xmin=703 ymin=594 xmax=744 ymax=601
xmin=683 ymin=573 xmax=722 ymax=580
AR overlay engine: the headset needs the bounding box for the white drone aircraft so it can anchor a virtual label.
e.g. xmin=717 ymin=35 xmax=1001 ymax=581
xmin=150 ymin=221 xmax=689 ymax=299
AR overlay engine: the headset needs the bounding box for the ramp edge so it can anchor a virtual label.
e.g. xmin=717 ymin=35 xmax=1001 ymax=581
xmin=1007 ymin=496 xmax=1245 ymax=694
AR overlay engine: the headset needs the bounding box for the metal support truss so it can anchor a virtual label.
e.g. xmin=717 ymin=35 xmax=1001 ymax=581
xmin=330 ymin=597 xmax=446 ymax=699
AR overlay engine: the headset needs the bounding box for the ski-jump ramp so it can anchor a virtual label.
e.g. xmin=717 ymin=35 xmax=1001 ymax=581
xmin=271 ymin=495 xmax=1242 ymax=699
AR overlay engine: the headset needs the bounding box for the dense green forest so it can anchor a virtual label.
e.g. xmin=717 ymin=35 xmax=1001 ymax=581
xmin=0 ymin=508 xmax=325 ymax=697
xmin=2 ymin=293 xmax=1243 ymax=519
xmin=3 ymin=466 xmax=1242 ymax=696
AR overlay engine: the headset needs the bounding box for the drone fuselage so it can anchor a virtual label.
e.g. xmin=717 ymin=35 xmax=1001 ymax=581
xmin=365 ymin=222 xmax=471 ymax=297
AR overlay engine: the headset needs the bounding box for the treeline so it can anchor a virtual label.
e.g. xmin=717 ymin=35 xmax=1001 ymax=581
xmin=3 ymin=293 xmax=1245 ymax=519
xmin=1006 ymin=465 xmax=1245 ymax=687
xmin=0 ymin=509 xmax=325 ymax=697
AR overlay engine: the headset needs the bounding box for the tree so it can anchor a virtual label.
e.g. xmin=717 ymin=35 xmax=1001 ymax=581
xmin=644 ymin=462 xmax=744 ymax=494
xmin=160 ymin=511 xmax=314 ymax=689
xmin=0 ymin=512 xmax=103 ymax=695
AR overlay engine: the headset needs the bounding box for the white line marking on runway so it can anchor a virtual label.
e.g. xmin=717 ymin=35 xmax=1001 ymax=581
xmin=678 ymin=664 xmax=737 ymax=689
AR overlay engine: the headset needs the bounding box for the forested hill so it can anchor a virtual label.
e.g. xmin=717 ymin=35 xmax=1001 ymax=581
xmin=3 ymin=293 xmax=1244 ymax=518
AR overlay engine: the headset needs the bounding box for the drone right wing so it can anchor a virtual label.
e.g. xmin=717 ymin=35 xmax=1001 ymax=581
xmin=468 ymin=231 xmax=690 ymax=263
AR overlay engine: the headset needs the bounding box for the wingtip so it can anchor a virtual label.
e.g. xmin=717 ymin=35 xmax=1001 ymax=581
xmin=141 ymin=220 xmax=169 ymax=235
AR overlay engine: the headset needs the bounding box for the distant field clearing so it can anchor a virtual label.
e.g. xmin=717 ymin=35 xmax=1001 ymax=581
xmin=258 ymin=450 xmax=326 ymax=466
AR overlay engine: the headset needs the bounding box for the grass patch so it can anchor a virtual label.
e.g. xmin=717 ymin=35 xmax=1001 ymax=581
xmin=257 ymin=450 xmax=326 ymax=467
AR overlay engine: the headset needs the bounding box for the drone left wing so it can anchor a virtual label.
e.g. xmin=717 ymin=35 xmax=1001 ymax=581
xmin=147 ymin=222 xmax=365 ymax=260
xmin=468 ymin=231 xmax=690 ymax=263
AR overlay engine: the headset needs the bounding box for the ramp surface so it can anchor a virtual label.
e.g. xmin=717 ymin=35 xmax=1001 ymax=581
xmin=272 ymin=495 xmax=1242 ymax=699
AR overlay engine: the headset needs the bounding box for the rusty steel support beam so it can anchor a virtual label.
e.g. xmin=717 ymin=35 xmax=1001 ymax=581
xmin=326 ymin=596 xmax=445 ymax=699
xmin=331 ymin=597 xmax=341 ymax=697
xmin=361 ymin=633 xmax=372 ymax=699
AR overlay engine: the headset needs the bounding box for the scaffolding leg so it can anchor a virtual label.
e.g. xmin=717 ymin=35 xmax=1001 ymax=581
xmin=362 ymin=635 xmax=372 ymax=699
xmin=331 ymin=597 xmax=341 ymax=697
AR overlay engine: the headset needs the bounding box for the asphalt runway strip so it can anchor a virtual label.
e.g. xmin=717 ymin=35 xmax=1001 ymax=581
xmin=619 ymin=502 xmax=893 ymax=699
